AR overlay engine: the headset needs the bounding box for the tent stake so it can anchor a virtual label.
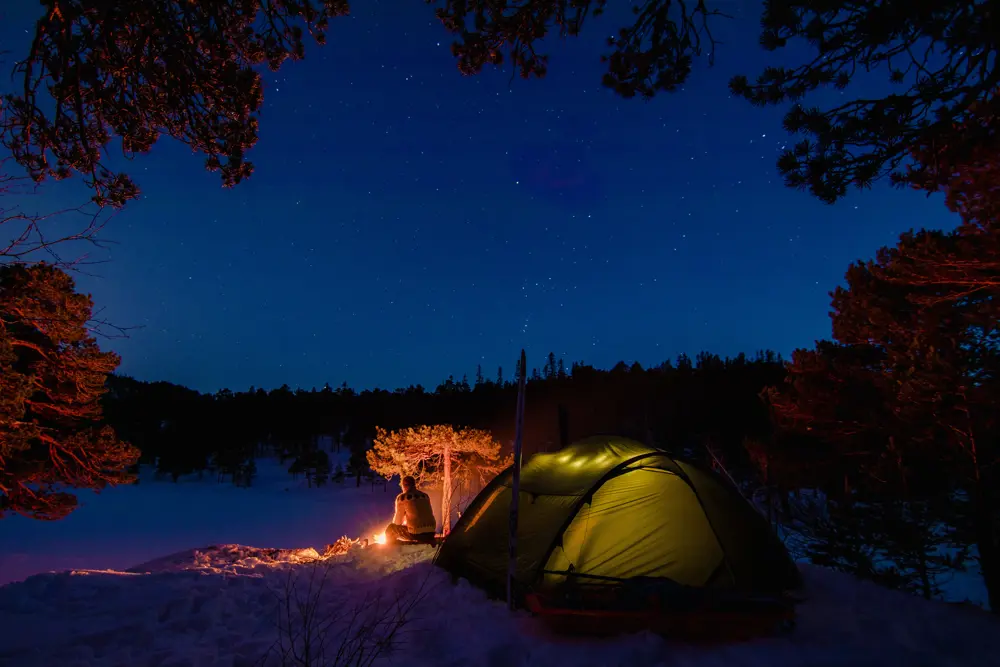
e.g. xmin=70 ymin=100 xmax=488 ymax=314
xmin=507 ymin=349 xmax=527 ymax=610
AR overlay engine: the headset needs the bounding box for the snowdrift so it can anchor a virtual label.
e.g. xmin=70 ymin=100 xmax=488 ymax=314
xmin=1 ymin=540 xmax=998 ymax=667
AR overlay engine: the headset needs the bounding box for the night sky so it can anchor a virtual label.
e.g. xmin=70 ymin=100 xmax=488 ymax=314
xmin=1 ymin=1 xmax=959 ymax=394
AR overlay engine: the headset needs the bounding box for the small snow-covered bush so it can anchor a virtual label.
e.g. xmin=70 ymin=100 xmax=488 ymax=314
xmin=259 ymin=557 xmax=431 ymax=667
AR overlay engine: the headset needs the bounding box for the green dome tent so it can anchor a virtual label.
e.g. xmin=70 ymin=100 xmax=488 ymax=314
xmin=434 ymin=435 xmax=802 ymax=629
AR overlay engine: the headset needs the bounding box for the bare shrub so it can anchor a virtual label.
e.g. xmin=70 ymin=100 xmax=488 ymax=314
xmin=259 ymin=557 xmax=434 ymax=667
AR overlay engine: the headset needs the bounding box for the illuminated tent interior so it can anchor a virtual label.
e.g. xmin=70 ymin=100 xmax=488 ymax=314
xmin=434 ymin=435 xmax=803 ymax=607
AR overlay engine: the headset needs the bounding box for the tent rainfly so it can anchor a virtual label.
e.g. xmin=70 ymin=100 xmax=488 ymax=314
xmin=434 ymin=435 xmax=803 ymax=607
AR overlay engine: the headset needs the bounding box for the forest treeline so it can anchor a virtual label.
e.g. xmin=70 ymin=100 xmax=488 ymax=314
xmin=102 ymin=350 xmax=786 ymax=486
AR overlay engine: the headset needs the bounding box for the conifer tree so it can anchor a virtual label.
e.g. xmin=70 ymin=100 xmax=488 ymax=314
xmin=367 ymin=424 xmax=509 ymax=535
xmin=0 ymin=262 xmax=139 ymax=519
xmin=767 ymin=221 xmax=1000 ymax=609
xmin=311 ymin=450 xmax=331 ymax=486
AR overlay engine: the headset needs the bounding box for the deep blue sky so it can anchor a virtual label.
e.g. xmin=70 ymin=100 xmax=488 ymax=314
xmin=1 ymin=1 xmax=958 ymax=394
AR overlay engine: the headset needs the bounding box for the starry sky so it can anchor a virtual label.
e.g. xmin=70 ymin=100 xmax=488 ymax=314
xmin=0 ymin=1 xmax=960 ymax=394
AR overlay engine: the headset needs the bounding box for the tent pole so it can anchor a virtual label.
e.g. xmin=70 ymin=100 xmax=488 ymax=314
xmin=507 ymin=349 xmax=527 ymax=611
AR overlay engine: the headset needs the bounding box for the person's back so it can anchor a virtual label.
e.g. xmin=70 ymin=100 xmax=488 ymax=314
xmin=395 ymin=487 xmax=436 ymax=535
xmin=384 ymin=475 xmax=436 ymax=543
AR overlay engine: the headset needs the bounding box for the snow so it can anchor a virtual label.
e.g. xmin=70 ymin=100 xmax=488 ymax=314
xmin=0 ymin=457 xmax=399 ymax=587
xmin=3 ymin=543 xmax=999 ymax=667
xmin=2 ymin=457 xmax=1000 ymax=666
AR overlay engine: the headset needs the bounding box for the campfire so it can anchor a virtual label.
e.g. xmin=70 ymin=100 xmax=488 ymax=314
xmin=321 ymin=532 xmax=385 ymax=557
xmin=322 ymin=529 xmax=442 ymax=558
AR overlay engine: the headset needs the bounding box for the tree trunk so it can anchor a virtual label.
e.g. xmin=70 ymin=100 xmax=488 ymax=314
xmin=558 ymin=404 xmax=569 ymax=449
xmin=781 ymin=490 xmax=792 ymax=519
xmin=442 ymin=439 xmax=453 ymax=536
xmin=762 ymin=456 xmax=773 ymax=527
xmin=974 ymin=488 xmax=1000 ymax=613
xmin=918 ymin=557 xmax=932 ymax=601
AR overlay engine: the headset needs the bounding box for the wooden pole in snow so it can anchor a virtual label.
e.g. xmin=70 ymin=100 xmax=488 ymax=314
xmin=507 ymin=349 xmax=527 ymax=611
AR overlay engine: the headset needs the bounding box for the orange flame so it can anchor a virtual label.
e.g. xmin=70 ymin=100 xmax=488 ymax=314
xmin=373 ymin=532 xmax=386 ymax=545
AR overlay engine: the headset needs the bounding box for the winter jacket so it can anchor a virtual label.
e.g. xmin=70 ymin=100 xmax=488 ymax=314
xmin=392 ymin=488 xmax=437 ymax=535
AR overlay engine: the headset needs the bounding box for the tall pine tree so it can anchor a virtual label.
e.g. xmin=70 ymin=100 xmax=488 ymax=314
xmin=768 ymin=224 xmax=1000 ymax=609
xmin=0 ymin=263 xmax=139 ymax=519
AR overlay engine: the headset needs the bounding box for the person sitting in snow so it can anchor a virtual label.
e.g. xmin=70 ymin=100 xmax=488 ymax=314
xmin=385 ymin=475 xmax=437 ymax=544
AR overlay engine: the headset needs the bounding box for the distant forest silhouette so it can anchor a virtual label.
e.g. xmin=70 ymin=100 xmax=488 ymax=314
xmin=103 ymin=350 xmax=786 ymax=488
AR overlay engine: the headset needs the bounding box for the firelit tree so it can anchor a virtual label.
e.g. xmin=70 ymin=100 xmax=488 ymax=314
xmin=878 ymin=100 xmax=1000 ymax=309
xmin=367 ymin=424 xmax=509 ymax=535
xmin=767 ymin=221 xmax=1000 ymax=609
xmin=0 ymin=263 xmax=139 ymax=520
xmin=860 ymin=234 xmax=1000 ymax=610
xmin=765 ymin=298 xmax=972 ymax=599
xmin=765 ymin=341 xmax=903 ymax=497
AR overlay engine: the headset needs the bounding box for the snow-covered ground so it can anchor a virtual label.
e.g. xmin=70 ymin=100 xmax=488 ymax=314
xmin=2 ymin=456 xmax=999 ymax=666
xmin=3 ymin=540 xmax=999 ymax=666
xmin=0 ymin=454 xmax=397 ymax=587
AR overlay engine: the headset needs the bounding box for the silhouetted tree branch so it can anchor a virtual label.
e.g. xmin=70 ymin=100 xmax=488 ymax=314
xmin=2 ymin=0 xmax=349 ymax=207
xmin=433 ymin=0 xmax=731 ymax=98
xmin=6 ymin=1 xmax=996 ymax=207
xmin=440 ymin=0 xmax=999 ymax=204
xmin=729 ymin=0 xmax=1000 ymax=203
